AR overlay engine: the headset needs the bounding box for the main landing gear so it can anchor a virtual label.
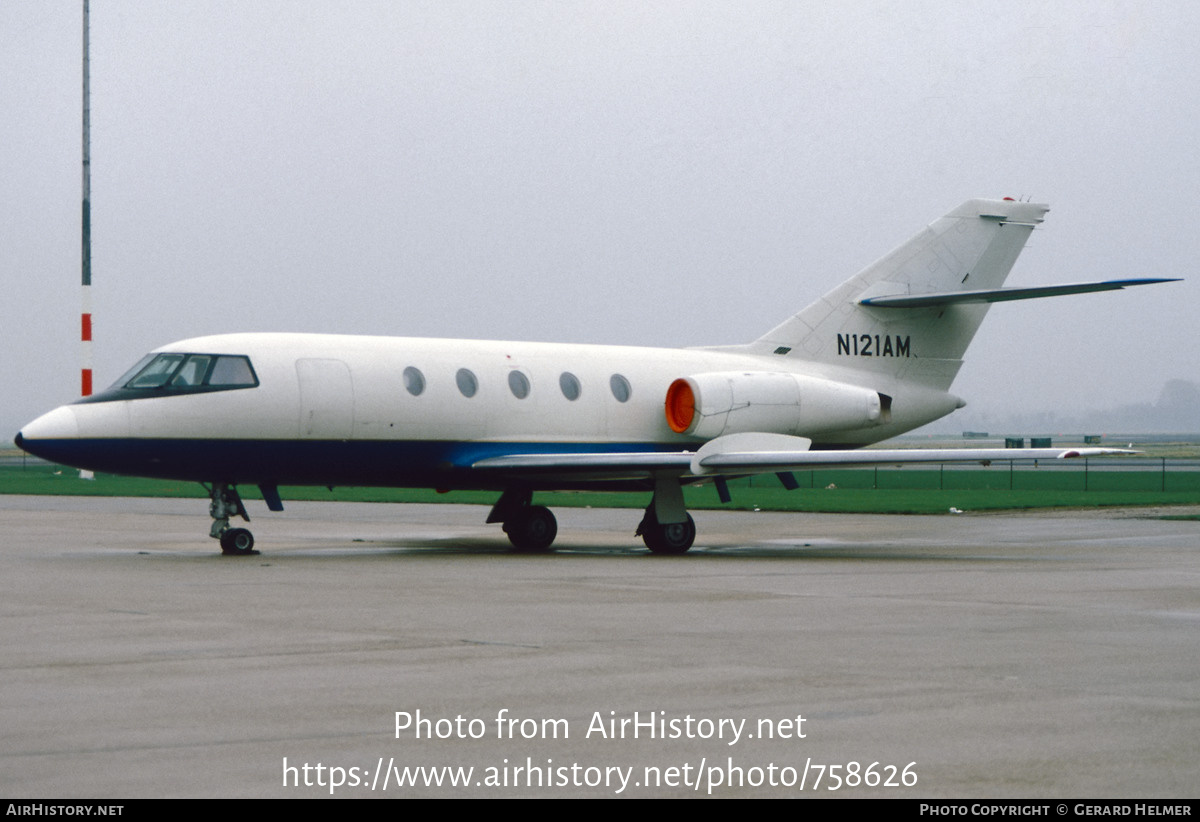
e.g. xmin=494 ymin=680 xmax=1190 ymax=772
xmin=636 ymin=507 xmax=697 ymax=555
xmin=206 ymin=482 xmax=258 ymax=556
xmin=488 ymin=482 xmax=697 ymax=554
xmin=488 ymin=489 xmax=557 ymax=552
xmin=635 ymin=476 xmax=697 ymax=554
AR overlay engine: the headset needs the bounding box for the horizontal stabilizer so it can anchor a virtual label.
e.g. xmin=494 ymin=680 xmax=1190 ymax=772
xmin=859 ymin=278 xmax=1179 ymax=308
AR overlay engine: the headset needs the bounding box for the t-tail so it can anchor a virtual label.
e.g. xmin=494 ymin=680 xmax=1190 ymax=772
xmin=747 ymin=198 xmax=1173 ymax=392
xmin=751 ymin=198 xmax=1047 ymax=391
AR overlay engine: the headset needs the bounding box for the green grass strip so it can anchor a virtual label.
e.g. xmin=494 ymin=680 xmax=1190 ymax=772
xmin=3 ymin=465 xmax=1198 ymax=515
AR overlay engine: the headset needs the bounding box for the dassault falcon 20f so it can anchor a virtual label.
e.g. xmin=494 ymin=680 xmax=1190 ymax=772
xmin=15 ymin=198 xmax=1175 ymax=555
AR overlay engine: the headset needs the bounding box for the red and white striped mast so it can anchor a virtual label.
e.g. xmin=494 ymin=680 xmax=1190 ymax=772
xmin=81 ymin=0 xmax=93 ymax=399
xmin=79 ymin=0 xmax=94 ymax=480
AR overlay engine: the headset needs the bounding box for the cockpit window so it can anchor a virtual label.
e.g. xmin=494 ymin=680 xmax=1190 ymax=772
xmin=78 ymin=352 xmax=258 ymax=405
xmin=119 ymin=353 xmax=258 ymax=392
xmin=126 ymin=354 xmax=187 ymax=388
xmin=170 ymin=355 xmax=213 ymax=387
xmin=110 ymin=354 xmax=156 ymax=389
xmin=208 ymin=356 xmax=257 ymax=387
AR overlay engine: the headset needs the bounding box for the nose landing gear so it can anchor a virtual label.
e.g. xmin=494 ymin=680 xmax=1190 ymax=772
xmin=219 ymin=527 xmax=255 ymax=555
xmin=207 ymin=483 xmax=258 ymax=556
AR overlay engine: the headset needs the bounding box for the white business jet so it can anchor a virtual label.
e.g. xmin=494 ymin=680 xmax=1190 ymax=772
xmin=14 ymin=198 xmax=1174 ymax=555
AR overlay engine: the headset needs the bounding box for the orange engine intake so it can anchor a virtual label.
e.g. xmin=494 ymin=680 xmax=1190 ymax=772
xmin=664 ymin=378 xmax=696 ymax=433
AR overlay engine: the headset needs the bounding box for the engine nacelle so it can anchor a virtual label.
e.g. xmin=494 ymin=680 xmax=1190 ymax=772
xmin=664 ymin=371 xmax=887 ymax=439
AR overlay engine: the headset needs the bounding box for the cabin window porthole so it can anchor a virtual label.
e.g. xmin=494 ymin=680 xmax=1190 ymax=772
xmin=403 ymin=366 xmax=425 ymax=396
xmin=559 ymin=371 xmax=581 ymax=401
xmin=609 ymin=373 xmax=631 ymax=403
xmin=456 ymin=368 xmax=478 ymax=398
xmin=508 ymin=370 xmax=530 ymax=399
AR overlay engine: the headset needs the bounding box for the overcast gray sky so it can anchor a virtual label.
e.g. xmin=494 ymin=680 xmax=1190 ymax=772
xmin=4 ymin=1 xmax=1198 ymax=438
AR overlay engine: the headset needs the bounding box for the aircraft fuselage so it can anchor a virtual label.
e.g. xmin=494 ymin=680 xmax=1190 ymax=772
xmin=17 ymin=332 xmax=959 ymax=491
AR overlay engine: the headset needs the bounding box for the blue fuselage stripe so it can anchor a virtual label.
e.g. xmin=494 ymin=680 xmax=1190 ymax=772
xmin=17 ymin=437 xmax=676 ymax=489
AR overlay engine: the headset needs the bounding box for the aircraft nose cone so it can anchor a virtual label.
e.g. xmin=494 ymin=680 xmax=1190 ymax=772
xmin=14 ymin=406 xmax=80 ymax=461
xmin=19 ymin=405 xmax=80 ymax=440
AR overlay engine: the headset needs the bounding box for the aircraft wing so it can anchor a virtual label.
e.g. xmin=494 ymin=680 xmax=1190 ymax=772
xmin=470 ymin=433 xmax=1136 ymax=479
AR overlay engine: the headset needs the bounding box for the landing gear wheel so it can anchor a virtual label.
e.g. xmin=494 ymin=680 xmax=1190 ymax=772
xmin=641 ymin=513 xmax=696 ymax=555
xmin=208 ymin=482 xmax=257 ymax=554
xmin=503 ymin=505 xmax=558 ymax=552
xmin=219 ymin=527 xmax=257 ymax=556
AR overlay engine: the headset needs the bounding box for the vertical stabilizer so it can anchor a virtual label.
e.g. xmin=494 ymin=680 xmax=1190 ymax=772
xmin=752 ymin=199 xmax=1048 ymax=390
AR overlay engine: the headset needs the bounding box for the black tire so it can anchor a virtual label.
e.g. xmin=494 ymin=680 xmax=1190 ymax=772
xmin=643 ymin=513 xmax=695 ymax=555
xmin=219 ymin=527 xmax=256 ymax=555
xmin=504 ymin=506 xmax=558 ymax=552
